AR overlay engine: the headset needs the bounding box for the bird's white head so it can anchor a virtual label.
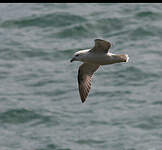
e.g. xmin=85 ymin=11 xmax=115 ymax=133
xmin=70 ymin=49 xmax=90 ymax=62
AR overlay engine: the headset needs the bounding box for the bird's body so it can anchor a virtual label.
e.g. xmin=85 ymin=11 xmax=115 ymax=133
xmin=78 ymin=51 xmax=128 ymax=65
xmin=71 ymin=39 xmax=129 ymax=103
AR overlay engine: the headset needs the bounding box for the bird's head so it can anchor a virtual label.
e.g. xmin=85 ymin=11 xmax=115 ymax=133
xmin=70 ymin=52 xmax=82 ymax=62
xmin=70 ymin=49 xmax=90 ymax=63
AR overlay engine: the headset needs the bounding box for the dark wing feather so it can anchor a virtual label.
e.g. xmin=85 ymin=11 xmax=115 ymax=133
xmin=78 ymin=63 xmax=100 ymax=103
xmin=90 ymin=39 xmax=111 ymax=53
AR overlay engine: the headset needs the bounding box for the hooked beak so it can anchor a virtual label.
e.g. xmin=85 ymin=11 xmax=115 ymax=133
xmin=70 ymin=57 xmax=76 ymax=63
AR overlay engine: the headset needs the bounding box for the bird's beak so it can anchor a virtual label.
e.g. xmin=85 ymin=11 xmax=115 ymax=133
xmin=70 ymin=57 xmax=76 ymax=62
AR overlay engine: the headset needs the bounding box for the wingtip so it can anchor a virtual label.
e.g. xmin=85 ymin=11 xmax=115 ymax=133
xmin=81 ymin=98 xmax=86 ymax=103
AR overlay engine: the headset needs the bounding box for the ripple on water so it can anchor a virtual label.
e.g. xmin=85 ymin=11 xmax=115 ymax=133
xmin=135 ymin=10 xmax=162 ymax=21
xmin=0 ymin=109 xmax=59 ymax=126
xmin=0 ymin=12 xmax=87 ymax=29
xmin=110 ymin=66 xmax=159 ymax=86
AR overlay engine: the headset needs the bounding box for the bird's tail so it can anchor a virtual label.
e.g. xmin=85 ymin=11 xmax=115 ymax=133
xmin=119 ymin=54 xmax=129 ymax=62
xmin=125 ymin=54 xmax=129 ymax=62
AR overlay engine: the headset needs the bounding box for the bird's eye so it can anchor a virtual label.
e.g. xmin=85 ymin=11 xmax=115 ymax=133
xmin=75 ymin=54 xmax=79 ymax=57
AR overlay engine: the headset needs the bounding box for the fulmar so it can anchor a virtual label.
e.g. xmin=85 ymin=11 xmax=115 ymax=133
xmin=70 ymin=39 xmax=129 ymax=103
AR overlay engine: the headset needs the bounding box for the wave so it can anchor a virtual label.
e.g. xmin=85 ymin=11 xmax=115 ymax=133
xmin=0 ymin=12 xmax=87 ymax=29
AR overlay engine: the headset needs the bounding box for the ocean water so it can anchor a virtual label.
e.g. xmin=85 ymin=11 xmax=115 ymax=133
xmin=0 ymin=3 xmax=162 ymax=150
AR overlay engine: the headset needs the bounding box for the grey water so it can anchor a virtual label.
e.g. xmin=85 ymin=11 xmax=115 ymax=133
xmin=0 ymin=3 xmax=162 ymax=150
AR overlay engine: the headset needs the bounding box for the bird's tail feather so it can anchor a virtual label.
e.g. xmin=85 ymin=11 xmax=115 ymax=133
xmin=125 ymin=54 xmax=129 ymax=62
xmin=119 ymin=54 xmax=129 ymax=62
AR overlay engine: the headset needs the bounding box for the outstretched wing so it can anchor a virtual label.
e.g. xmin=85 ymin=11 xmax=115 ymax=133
xmin=90 ymin=39 xmax=111 ymax=53
xmin=78 ymin=63 xmax=100 ymax=103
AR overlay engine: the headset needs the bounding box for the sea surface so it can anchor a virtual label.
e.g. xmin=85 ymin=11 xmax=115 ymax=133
xmin=0 ymin=3 xmax=162 ymax=150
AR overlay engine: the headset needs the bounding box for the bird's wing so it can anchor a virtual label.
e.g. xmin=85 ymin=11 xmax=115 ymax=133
xmin=90 ymin=39 xmax=111 ymax=53
xmin=78 ymin=63 xmax=100 ymax=103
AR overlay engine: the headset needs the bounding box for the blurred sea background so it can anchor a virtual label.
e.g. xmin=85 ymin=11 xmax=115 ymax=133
xmin=0 ymin=3 xmax=162 ymax=150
